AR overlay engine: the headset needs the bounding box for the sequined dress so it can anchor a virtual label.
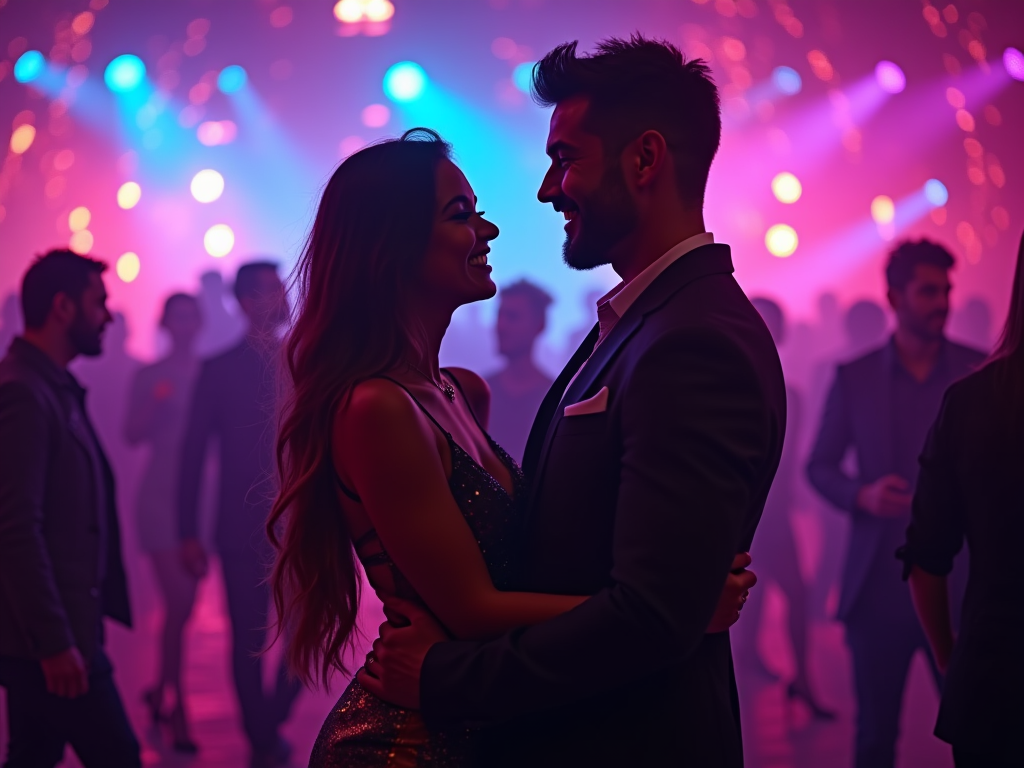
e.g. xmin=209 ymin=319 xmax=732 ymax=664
xmin=309 ymin=375 xmax=527 ymax=768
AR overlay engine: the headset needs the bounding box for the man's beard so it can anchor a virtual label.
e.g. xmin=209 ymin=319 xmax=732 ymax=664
xmin=68 ymin=309 xmax=104 ymax=357
xmin=907 ymin=309 xmax=948 ymax=342
xmin=562 ymin=163 xmax=638 ymax=272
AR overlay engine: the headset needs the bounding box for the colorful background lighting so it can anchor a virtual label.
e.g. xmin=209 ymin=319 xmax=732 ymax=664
xmin=765 ymin=224 xmax=799 ymax=257
xmin=874 ymin=60 xmax=907 ymax=94
xmin=104 ymin=54 xmax=147 ymax=93
xmin=217 ymin=65 xmax=248 ymax=94
xmin=13 ymin=50 xmax=45 ymax=83
xmin=924 ymin=179 xmax=948 ymax=207
xmin=1004 ymin=47 xmax=1024 ymax=82
xmin=383 ymin=61 xmax=427 ymax=102
xmin=772 ymin=172 xmax=803 ymax=204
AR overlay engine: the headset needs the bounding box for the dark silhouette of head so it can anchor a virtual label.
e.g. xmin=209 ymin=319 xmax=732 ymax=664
xmin=496 ymin=280 xmax=552 ymax=361
xmin=160 ymin=293 xmax=202 ymax=352
xmin=886 ymin=239 xmax=954 ymax=342
xmin=233 ymin=261 xmax=287 ymax=334
xmin=21 ymin=249 xmax=111 ymax=358
xmin=751 ymin=297 xmax=786 ymax=346
xmin=844 ymin=299 xmax=888 ymax=351
xmin=268 ymin=128 xmax=499 ymax=686
xmin=532 ymin=35 xmax=720 ymax=270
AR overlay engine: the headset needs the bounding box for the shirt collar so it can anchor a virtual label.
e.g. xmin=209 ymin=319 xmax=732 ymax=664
xmin=886 ymin=334 xmax=951 ymax=381
xmin=606 ymin=232 xmax=715 ymax=318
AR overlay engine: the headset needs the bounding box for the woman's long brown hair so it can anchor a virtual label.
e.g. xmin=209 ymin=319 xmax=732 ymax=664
xmin=267 ymin=129 xmax=452 ymax=688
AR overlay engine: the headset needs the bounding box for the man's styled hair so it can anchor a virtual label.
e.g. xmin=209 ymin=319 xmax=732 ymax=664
xmin=885 ymin=239 xmax=955 ymax=291
xmin=233 ymin=261 xmax=279 ymax=302
xmin=501 ymin=279 xmax=553 ymax=318
xmin=20 ymin=249 xmax=106 ymax=329
xmin=531 ymin=34 xmax=722 ymax=205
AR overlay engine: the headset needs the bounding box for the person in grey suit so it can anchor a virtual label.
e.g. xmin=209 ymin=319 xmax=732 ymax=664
xmin=0 ymin=250 xmax=139 ymax=768
xmin=807 ymin=239 xmax=986 ymax=768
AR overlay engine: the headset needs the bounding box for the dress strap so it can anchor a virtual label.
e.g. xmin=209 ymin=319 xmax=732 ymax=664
xmin=441 ymin=368 xmax=490 ymax=437
xmin=377 ymin=375 xmax=453 ymax=440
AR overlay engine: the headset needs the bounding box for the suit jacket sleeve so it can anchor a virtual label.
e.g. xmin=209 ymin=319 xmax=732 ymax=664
xmin=806 ymin=369 xmax=861 ymax=513
xmin=0 ymin=382 xmax=76 ymax=657
xmin=177 ymin=361 xmax=216 ymax=541
xmin=421 ymin=329 xmax=774 ymax=726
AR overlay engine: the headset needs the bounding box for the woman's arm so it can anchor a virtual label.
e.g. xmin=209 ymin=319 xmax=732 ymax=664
xmin=907 ymin=566 xmax=954 ymax=673
xmin=335 ymin=380 xmax=584 ymax=642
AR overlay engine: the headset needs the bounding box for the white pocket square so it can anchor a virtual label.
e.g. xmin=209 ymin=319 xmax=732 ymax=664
xmin=563 ymin=386 xmax=609 ymax=417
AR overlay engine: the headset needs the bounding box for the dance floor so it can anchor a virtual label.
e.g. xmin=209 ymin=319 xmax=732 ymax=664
xmin=0 ymin=556 xmax=953 ymax=768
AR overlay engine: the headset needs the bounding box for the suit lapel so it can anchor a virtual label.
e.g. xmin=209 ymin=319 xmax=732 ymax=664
xmin=525 ymin=244 xmax=736 ymax=520
xmin=522 ymin=324 xmax=598 ymax=482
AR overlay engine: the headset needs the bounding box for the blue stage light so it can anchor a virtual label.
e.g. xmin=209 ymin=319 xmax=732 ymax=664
xmin=104 ymin=54 xmax=146 ymax=92
xmin=512 ymin=62 xmax=535 ymax=94
xmin=772 ymin=66 xmax=802 ymax=95
xmin=923 ymin=179 xmax=948 ymax=207
xmin=383 ymin=61 xmax=427 ymax=102
xmin=217 ymin=65 xmax=248 ymax=94
xmin=14 ymin=50 xmax=45 ymax=83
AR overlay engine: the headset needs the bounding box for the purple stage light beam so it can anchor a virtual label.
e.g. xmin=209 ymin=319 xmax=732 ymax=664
xmin=875 ymin=61 xmax=906 ymax=94
xmin=1004 ymin=47 xmax=1024 ymax=82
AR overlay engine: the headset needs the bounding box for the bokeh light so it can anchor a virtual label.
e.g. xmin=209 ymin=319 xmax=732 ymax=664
xmin=870 ymin=195 xmax=895 ymax=224
xmin=204 ymin=224 xmax=234 ymax=257
xmin=68 ymin=206 xmax=91 ymax=232
xmin=334 ymin=0 xmax=360 ymax=22
xmin=1003 ymin=47 xmax=1024 ymax=82
xmin=217 ymin=65 xmax=247 ymax=93
xmin=512 ymin=62 xmax=535 ymax=94
xmin=190 ymin=169 xmax=225 ymax=203
xmin=771 ymin=66 xmax=802 ymax=95
xmin=365 ymin=0 xmax=395 ymax=22
xmin=116 ymin=252 xmax=141 ymax=283
xmin=117 ymin=181 xmax=142 ymax=209
xmin=923 ymin=179 xmax=948 ymax=207
xmin=765 ymin=224 xmax=798 ymax=257
xmin=14 ymin=50 xmax=45 ymax=83
xmin=196 ymin=120 xmax=238 ymax=146
xmin=771 ymin=172 xmax=802 ymax=204
xmin=361 ymin=103 xmax=390 ymax=128
xmin=104 ymin=54 xmax=147 ymax=92
xmin=10 ymin=124 xmax=36 ymax=154
xmin=335 ymin=0 xmax=394 ymax=22
xmin=383 ymin=61 xmax=427 ymax=102
xmin=874 ymin=60 xmax=906 ymax=94
xmin=69 ymin=230 xmax=94 ymax=255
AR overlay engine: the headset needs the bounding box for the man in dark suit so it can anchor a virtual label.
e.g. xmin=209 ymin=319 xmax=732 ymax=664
xmin=806 ymin=239 xmax=986 ymax=768
xmin=0 ymin=250 xmax=139 ymax=767
xmin=177 ymin=261 xmax=300 ymax=768
xmin=359 ymin=37 xmax=785 ymax=767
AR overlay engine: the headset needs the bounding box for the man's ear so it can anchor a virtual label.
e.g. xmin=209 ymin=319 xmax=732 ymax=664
xmin=49 ymin=291 xmax=77 ymax=328
xmin=633 ymin=130 xmax=670 ymax=189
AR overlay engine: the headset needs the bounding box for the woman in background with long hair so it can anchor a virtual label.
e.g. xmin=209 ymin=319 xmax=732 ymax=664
xmin=901 ymin=228 xmax=1024 ymax=768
